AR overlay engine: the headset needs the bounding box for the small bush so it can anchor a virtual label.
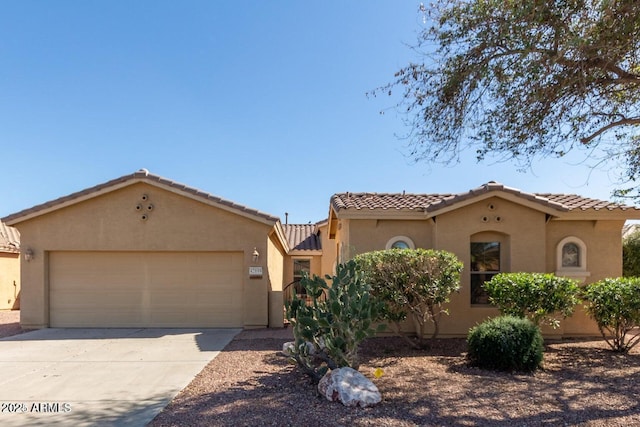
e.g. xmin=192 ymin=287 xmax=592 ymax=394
xmin=484 ymin=272 xmax=580 ymax=328
xmin=467 ymin=315 xmax=543 ymax=372
xmin=354 ymin=248 xmax=462 ymax=348
xmin=583 ymin=277 xmax=640 ymax=353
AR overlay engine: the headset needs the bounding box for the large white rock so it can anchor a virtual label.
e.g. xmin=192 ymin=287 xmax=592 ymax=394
xmin=318 ymin=367 xmax=381 ymax=408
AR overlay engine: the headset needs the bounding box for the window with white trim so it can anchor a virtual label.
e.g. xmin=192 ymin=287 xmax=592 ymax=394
xmin=556 ymin=236 xmax=590 ymax=281
xmin=385 ymin=236 xmax=415 ymax=250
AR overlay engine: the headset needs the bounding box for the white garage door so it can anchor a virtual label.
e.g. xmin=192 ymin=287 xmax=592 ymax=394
xmin=49 ymin=251 xmax=243 ymax=327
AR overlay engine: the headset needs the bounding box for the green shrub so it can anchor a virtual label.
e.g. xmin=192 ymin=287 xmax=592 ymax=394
xmin=583 ymin=277 xmax=640 ymax=353
xmin=467 ymin=315 xmax=544 ymax=372
xmin=484 ymin=272 xmax=580 ymax=328
xmin=285 ymin=260 xmax=385 ymax=382
xmin=354 ymin=248 xmax=463 ymax=349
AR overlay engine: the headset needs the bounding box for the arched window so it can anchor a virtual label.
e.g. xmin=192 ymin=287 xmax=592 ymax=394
xmin=385 ymin=236 xmax=415 ymax=250
xmin=556 ymin=236 xmax=590 ymax=282
xmin=562 ymin=242 xmax=580 ymax=267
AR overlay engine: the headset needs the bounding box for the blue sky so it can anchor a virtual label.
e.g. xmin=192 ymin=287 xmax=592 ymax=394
xmin=1 ymin=1 xmax=630 ymax=224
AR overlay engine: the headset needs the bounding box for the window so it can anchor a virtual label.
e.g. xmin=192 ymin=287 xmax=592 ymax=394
xmin=470 ymin=242 xmax=500 ymax=305
xmin=562 ymin=243 xmax=580 ymax=267
xmin=556 ymin=236 xmax=590 ymax=282
xmin=385 ymin=235 xmax=415 ymax=250
xmin=293 ymin=259 xmax=311 ymax=295
xmin=391 ymin=240 xmax=410 ymax=249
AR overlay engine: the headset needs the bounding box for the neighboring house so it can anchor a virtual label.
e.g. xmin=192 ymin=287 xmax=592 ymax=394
xmin=3 ymin=172 xmax=640 ymax=336
xmin=0 ymin=221 xmax=20 ymax=310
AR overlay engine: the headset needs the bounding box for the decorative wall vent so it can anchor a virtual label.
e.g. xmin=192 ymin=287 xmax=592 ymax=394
xmin=135 ymin=194 xmax=154 ymax=221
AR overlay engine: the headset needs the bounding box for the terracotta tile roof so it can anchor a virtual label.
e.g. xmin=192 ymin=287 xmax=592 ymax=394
xmin=535 ymin=193 xmax=634 ymax=211
xmin=283 ymin=223 xmax=322 ymax=251
xmin=0 ymin=221 xmax=20 ymax=254
xmin=331 ymin=182 xmax=640 ymax=215
xmin=2 ymin=169 xmax=279 ymax=225
xmin=331 ymin=192 xmax=453 ymax=212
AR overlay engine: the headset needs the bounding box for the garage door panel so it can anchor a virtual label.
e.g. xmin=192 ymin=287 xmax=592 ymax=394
xmin=51 ymin=290 xmax=144 ymax=309
xmin=52 ymin=307 xmax=146 ymax=327
xmin=49 ymin=251 xmax=243 ymax=327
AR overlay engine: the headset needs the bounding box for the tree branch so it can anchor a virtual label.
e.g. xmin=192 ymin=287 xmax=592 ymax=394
xmin=581 ymin=117 xmax=640 ymax=144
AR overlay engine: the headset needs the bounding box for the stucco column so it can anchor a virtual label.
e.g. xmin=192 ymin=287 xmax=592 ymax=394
xmin=20 ymin=251 xmax=48 ymax=329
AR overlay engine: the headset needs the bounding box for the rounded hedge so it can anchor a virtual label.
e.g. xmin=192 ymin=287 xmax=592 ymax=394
xmin=467 ymin=315 xmax=543 ymax=372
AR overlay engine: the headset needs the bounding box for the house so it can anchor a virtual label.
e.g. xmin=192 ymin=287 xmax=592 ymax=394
xmin=326 ymin=182 xmax=640 ymax=336
xmin=2 ymin=169 xmax=288 ymax=329
xmin=3 ymin=172 xmax=640 ymax=336
xmin=0 ymin=221 xmax=20 ymax=310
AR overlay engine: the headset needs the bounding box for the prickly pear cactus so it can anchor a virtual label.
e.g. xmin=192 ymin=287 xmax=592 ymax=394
xmin=285 ymin=260 xmax=385 ymax=382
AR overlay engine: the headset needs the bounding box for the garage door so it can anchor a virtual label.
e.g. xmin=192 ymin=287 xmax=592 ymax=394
xmin=49 ymin=251 xmax=243 ymax=327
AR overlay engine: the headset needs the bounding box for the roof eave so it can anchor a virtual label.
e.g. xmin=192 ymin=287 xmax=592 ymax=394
xmin=550 ymin=209 xmax=640 ymax=221
xmin=330 ymin=208 xmax=428 ymax=220
xmin=272 ymin=222 xmax=291 ymax=253
xmin=2 ymin=178 xmax=136 ymax=225
xmin=2 ymin=172 xmax=279 ymax=227
xmin=289 ymin=250 xmax=323 ymax=256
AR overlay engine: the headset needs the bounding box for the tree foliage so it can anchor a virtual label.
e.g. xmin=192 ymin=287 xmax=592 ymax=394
xmin=285 ymin=260 xmax=385 ymax=382
xmin=354 ymin=248 xmax=463 ymax=348
xmin=484 ymin=272 xmax=581 ymax=328
xmin=582 ymin=277 xmax=640 ymax=353
xmin=623 ymin=229 xmax=640 ymax=276
xmin=379 ymin=0 xmax=640 ymax=197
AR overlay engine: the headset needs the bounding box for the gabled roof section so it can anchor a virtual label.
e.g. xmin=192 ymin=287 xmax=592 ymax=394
xmin=283 ymin=223 xmax=322 ymax=253
xmin=423 ymin=182 xmax=569 ymax=214
xmin=331 ymin=182 xmax=640 ymax=219
xmin=0 ymin=221 xmax=20 ymax=254
xmin=2 ymin=169 xmax=279 ymax=226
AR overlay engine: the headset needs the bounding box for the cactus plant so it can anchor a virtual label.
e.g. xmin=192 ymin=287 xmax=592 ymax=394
xmin=285 ymin=260 xmax=385 ymax=382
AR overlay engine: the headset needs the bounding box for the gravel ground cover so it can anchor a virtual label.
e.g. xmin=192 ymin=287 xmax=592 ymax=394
xmin=1 ymin=312 xmax=637 ymax=426
xmin=149 ymin=328 xmax=640 ymax=427
xmin=0 ymin=310 xmax=27 ymax=338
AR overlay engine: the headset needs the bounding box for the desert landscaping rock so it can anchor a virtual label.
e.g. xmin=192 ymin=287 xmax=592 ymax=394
xmin=318 ymin=367 xmax=381 ymax=408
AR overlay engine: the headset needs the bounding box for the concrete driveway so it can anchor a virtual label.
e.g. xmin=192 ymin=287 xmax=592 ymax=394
xmin=0 ymin=328 xmax=240 ymax=427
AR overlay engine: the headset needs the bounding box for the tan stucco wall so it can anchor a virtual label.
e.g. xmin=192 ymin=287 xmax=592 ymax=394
xmin=545 ymin=219 xmax=625 ymax=281
xmin=333 ymin=196 xmax=625 ymax=338
xmin=318 ymin=223 xmax=337 ymax=278
xmin=15 ymin=182 xmax=275 ymax=329
xmin=431 ymin=197 xmax=548 ymax=336
xmin=0 ymin=253 xmax=20 ymax=310
xmin=546 ymin=219 xmax=626 ymax=336
xmin=283 ymin=255 xmax=322 ymax=286
xmin=267 ymin=232 xmax=285 ymax=328
xmin=347 ymin=219 xmax=434 ymax=256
